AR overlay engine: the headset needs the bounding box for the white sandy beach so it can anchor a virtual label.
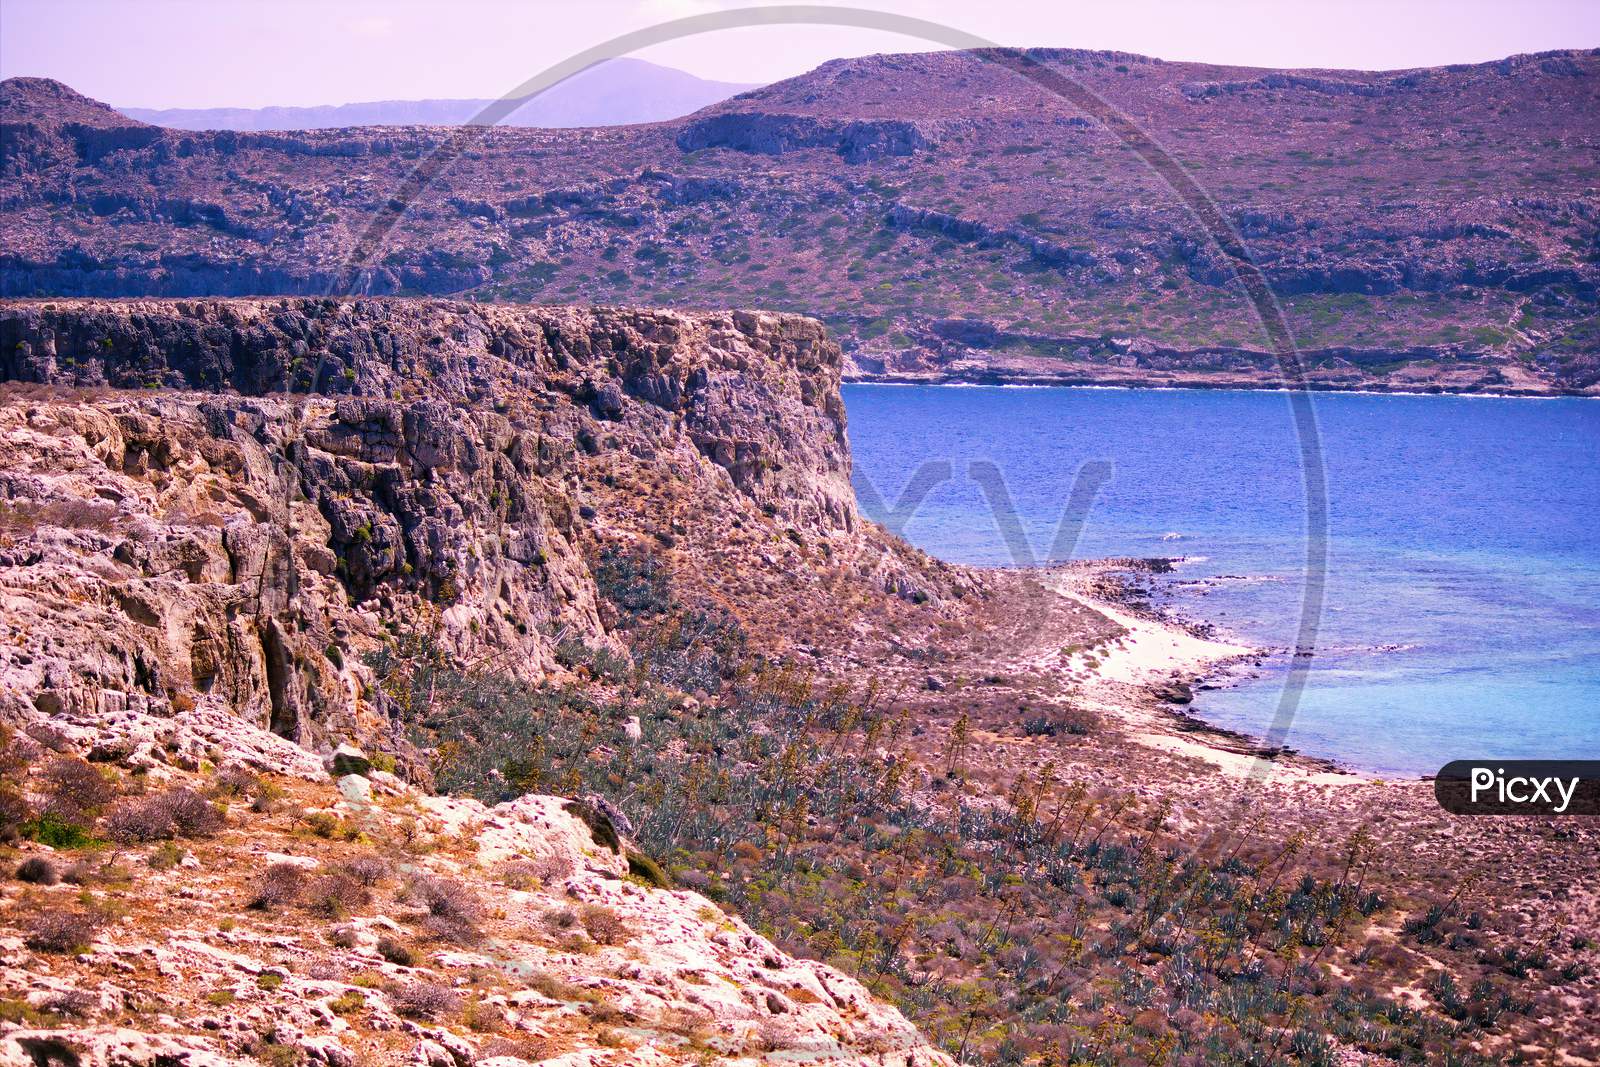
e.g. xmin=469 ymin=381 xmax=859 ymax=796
xmin=1043 ymin=568 xmax=1365 ymax=785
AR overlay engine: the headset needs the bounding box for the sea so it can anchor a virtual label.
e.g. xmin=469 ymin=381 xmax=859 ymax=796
xmin=843 ymin=383 xmax=1600 ymax=776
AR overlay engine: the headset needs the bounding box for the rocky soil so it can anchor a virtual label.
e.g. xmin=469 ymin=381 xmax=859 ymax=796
xmin=0 ymin=716 xmax=952 ymax=1067
xmin=2 ymin=48 xmax=1597 ymax=393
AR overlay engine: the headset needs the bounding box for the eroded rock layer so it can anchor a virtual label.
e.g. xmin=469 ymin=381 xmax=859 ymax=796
xmin=0 ymin=298 xmax=962 ymax=754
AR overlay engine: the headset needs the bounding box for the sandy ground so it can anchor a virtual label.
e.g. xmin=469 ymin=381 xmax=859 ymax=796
xmin=1040 ymin=567 xmax=1369 ymax=786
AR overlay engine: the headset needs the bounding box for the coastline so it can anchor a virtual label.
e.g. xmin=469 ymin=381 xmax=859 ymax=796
xmin=1047 ymin=560 xmax=1368 ymax=786
xmin=844 ymin=373 xmax=1600 ymax=400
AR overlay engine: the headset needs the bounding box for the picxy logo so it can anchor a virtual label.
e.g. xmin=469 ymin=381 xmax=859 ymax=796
xmin=1469 ymin=767 xmax=1579 ymax=813
xmin=1435 ymin=760 xmax=1599 ymax=816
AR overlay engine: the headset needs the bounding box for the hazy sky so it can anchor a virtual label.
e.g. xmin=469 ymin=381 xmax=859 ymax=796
xmin=3 ymin=0 xmax=1597 ymax=108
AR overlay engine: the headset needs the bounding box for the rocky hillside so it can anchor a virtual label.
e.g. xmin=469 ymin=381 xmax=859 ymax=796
xmin=0 ymin=705 xmax=952 ymax=1066
xmin=0 ymin=298 xmax=963 ymax=756
xmin=2 ymin=50 xmax=1597 ymax=393
xmin=0 ymin=296 xmax=977 ymax=1065
xmin=3 ymin=300 xmax=1596 ymax=1065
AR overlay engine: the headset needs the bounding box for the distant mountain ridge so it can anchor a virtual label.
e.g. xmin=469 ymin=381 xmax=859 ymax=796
xmin=116 ymin=57 xmax=759 ymax=129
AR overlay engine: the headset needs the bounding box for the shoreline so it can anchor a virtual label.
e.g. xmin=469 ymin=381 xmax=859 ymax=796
xmin=1047 ymin=560 xmax=1369 ymax=785
xmin=844 ymin=376 xmax=1600 ymax=400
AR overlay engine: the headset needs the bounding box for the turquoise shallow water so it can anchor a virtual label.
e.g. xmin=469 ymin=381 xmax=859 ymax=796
xmin=842 ymin=384 xmax=1600 ymax=776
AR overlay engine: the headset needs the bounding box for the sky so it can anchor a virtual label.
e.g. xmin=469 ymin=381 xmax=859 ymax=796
xmin=2 ymin=0 xmax=1597 ymax=109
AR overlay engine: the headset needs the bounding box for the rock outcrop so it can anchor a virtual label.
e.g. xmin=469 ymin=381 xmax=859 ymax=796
xmin=675 ymin=113 xmax=933 ymax=162
xmin=0 ymin=704 xmax=953 ymax=1066
xmin=0 ymin=298 xmax=959 ymax=755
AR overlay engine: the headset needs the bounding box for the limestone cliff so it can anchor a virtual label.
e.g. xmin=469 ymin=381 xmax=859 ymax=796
xmin=0 ymin=298 xmax=962 ymax=755
xmin=0 ymin=297 xmax=967 ymax=1066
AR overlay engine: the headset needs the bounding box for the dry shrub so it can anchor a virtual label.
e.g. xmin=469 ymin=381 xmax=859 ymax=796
xmin=402 ymin=873 xmax=483 ymax=944
xmin=578 ymin=904 xmax=630 ymax=946
xmin=464 ymin=998 xmax=508 ymax=1033
xmin=658 ymin=1006 xmax=712 ymax=1040
xmin=105 ymin=787 xmax=222 ymax=843
xmin=103 ymin=797 xmax=171 ymax=843
xmin=377 ymin=936 xmax=418 ymax=967
xmin=61 ymin=857 xmax=106 ymax=885
xmin=392 ymin=980 xmax=460 ymax=1019
xmin=755 ymin=1019 xmax=800 ymax=1053
xmin=478 ymin=1037 xmax=559 ymax=1061
xmin=304 ymin=872 xmax=370 ymax=918
xmin=39 ymin=756 xmax=116 ymax=823
xmin=338 ymin=854 xmax=389 ymax=887
xmin=164 ymin=788 xmax=225 ymax=835
xmin=0 ymin=785 xmax=31 ymax=844
xmin=250 ymin=780 xmax=284 ymax=815
xmin=37 ymin=989 xmax=97 ymax=1019
xmin=0 ymin=499 xmax=121 ymax=536
xmin=24 ymin=909 xmax=102 ymax=953
xmin=212 ymin=766 xmax=260 ymax=797
xmin=305 ymin=959 xmax=345 ymax=981
xmin=496 ymin=859 xmax=545 ymax=890
xmin=16 ymin=857 xmax=59 ymax=885
xmin=525 ymin=971 xmax=600 ymax=1004
xmin=250 ymin=862 xmax=307 ymax=910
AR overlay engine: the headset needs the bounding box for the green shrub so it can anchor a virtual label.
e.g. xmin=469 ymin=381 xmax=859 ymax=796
xmin=21 ymin=812 xmax=99 ymax=849
xmin=595 ymin=546 xmax=672 ymax=622
xmin=626 ymin=850 xmax=670 ymax=889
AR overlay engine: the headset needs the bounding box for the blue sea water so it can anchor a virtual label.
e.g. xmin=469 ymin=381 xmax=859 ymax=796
xmin=842 ymin=384 xmax=1600 ymax=776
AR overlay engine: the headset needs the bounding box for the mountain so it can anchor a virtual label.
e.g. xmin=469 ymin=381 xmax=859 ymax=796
xmin=2 ymin=48 xmax=1598 ymax=393
xmin=115 ymin=59 xmax=759 ymax=130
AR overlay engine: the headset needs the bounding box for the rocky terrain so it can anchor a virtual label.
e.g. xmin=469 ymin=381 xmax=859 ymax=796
xmin=2 ymin=299 xmax=1596 ymax=1066
xmin=0 ymin=298 xmax=961 ymax=752
xmin=0 ymin=297 xmax=977 ymax=1065
xmin=0 ymin=721 xmax=952 ymax=1067
xmin=2 ymin=48 xmax=1597 ymax=393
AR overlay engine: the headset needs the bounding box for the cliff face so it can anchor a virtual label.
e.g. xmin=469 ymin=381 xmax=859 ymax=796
xmin=0 ymin=298 xmax=950 ymax=756
xmin=0 ymin=297 xmax=971 ymax=1066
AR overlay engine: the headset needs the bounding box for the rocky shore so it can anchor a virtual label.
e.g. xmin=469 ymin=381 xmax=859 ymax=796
xmin=1047 ymin=561 xmax=1356 ymax=781
xmin=843 ymin=344 xmax=1594 ymax=397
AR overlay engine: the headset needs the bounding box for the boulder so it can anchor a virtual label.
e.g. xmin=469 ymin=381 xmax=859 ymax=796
xmin=326 ymin=743 xmax=371 ymax=777
xmin=337 ymin=774 xmax=373 ymax=805
xmin=1152 ymin=680 xmax=1194 ymax=705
